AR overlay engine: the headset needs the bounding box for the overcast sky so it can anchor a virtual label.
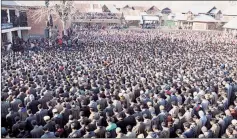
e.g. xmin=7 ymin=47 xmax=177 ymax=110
xmin=15 ymin=1 xmax=236 ymax=12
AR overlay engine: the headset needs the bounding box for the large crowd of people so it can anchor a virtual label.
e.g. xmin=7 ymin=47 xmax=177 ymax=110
xmin=74 ymin=12 xmax=119 ymax=20
xmin=1 ymin=28 xmax=237 ymax=138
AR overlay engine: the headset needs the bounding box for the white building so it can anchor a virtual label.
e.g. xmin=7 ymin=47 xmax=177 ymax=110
xmin=223 ymin=17 xmax=237 ymax=35
xmin=1 ymin=1 xmax=31 ymax=44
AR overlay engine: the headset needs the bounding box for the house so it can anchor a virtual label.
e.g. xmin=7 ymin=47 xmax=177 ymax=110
xmin=123 ymin=5 xmax=133 ymax=10
xmin=222 ymin=5 xmax=237 ymax=22
xmin=141 ymin=15 xmax=160 ymax=26
xmin=146 ymin=6 xmax=161 ymax=15
xmin=223 ymin=17 xmax=237 ymax=33
xmin=131 ymin=6 xmax=148 ymax=12
xmin=172 ymin=13 xmax=191 ymax=29
xmin=181 ymin=5 xmax=222 ymax=20
xmin=102 ymin=5 xmax=121 ymax=13
xmin=1 ymin=1 xmax=31 ymax=43
xmin=191 ymin=14 xmax=219 ymax=30
xmin=182 ymin=5 xmax=216 ymax=15
xmin=161 ymin=7 xmax=172 ymax=15
xmin=120 ymin=9 xmax=142 ymax=27
xmin=209 ymin=8 xmax=222 ymax=20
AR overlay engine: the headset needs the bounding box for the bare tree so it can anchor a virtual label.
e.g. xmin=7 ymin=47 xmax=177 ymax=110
xmin=29 ymin=1 xmax=77 ymax=33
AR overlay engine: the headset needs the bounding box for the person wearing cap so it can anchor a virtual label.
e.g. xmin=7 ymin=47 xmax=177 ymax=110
xmin=30 ymin=120 xmax=44 ymax=138
xmin=115 ymin=127 xmax=125 ymax=138
xmin=35 ymin=104 xmax=49 ymax=126
xmin=44 ymin=115 xmax=56 ymax=132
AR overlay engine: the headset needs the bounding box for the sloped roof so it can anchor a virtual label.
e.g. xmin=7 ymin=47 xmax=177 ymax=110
xmin=121 ymin=9 xmax=140 ymax=16
xmin=2 ymin=1 xmax=23 ymax=6
xmin=173 ymin=13 xmax=187 ymax=21
xmin=146 ymin=6 xmax=161 ymax=15
xmin=223 ymin=17 xmax=237 ymax=29
xmin=125 ymin=16 xmax=142 ymax=21
xmin=132 ymin=6 xmax=148 ymax=12
xmin=223 ymin=5 xmax=237 ymax=16
xmin=121 ymin=9 xmax=141 ymax=21
xmin=181 ymin=5 xmax=216 ymax=15
xmin=161 ymin=7 xmax=172 ymax=14
xmin=210 ymin=9 xmax=222 ymax=14
xmin=192 ymin=14 xmax=218 ymax=22
xmin=147 ymin=6 xmax=160 ymax=12
xmin=140 ymin=12 xmax=148 ymax=15
xmin=74 ymin=3 xmax=91 ymax=13
xmin=143 ymin=15 xmax=159 ymax=21
xmin=103 ymin=5 xmax=120 ymax=13
xmin=123 ymin=5 xmax=132 ymax=10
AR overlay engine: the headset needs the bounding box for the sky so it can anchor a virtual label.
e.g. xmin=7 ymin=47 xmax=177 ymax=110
xmin=11 ymin=1 xmax=237 ymax=12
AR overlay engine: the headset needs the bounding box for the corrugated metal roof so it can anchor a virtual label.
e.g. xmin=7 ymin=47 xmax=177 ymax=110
xmin=173 ymin=13 xmax=187 ymax=21
xmin=192 ymin=14 xmax=218 ymax=22
xmin=2 ymin=1 xmax=23 ymax=6
xmin=223 ymin=17 xmax=237 ymax=29
xmin=210 ymin=9 xmax=221 ymax=14
xmin=132 ymin=6 xmax=148 ymax=12
xmin=74 ymin=3 xmax=91 ymax=13
xmin=223 ymin=5 xmax=237 ymax=15
xmin=181 ymin=5 xmax=216 ymax=15
xmin=143 ymin=15 xmax=159 ymax=21
xmin=121 ymin=9 xmax=140 ymax=16
xmin=125 ymin=15 xmax=142 ymax=21
xmin=104 ymin=5 xmax=120 ymax=13
xmin=140 ymin=12 xmax=148 ymax=15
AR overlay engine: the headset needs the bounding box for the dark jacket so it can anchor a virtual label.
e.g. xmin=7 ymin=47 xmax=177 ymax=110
xmin=94 ymin=127 xmax=106 ymax=138
xmin=36 ymin=109 xmax=49 ymax=126
xmin=25 ymin=114 xmax=37 ymax=131
xmin=27 ymin=100 xmax=39 ymax=114
xmin=30 ymin=125 xmax=44 ymax=138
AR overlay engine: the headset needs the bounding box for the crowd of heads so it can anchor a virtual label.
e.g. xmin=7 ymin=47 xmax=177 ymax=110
xmin=74 ymin=12 xmax=119 ymax=20
xmin=1 ymin=28 xmax=237 ymax=138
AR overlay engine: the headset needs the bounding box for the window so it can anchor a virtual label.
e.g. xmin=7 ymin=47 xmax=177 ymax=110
xmin=1 ymin=33 xmax=8 ymax=43
xmin=1 ymin=10 xmax=8 ymax=23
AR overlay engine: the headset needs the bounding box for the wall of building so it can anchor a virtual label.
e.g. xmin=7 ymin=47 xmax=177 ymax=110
xmin=21 ymin=30 xmax=29 ymax=41
xmin=222 ymin=15 xmax=237 ymax=22
xmin=192 ymin=22 xmax=207 ymax=30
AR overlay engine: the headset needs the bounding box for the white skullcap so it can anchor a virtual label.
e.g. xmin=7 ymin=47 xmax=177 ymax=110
xmin=52 ymin=109 xmax=58 ymax=113
xmin=44 ymin=116 xmax=50 ymax=121
xmin=231 ymin=119 xmax=237 ymax=125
